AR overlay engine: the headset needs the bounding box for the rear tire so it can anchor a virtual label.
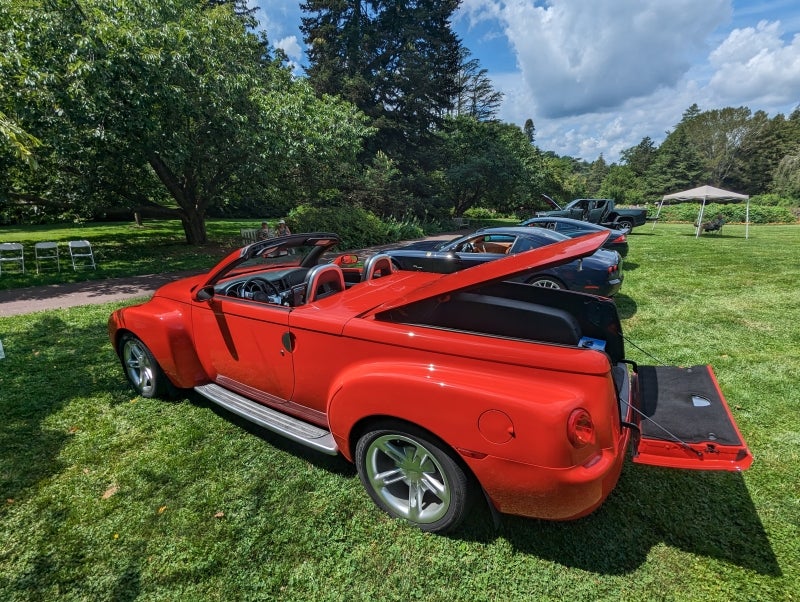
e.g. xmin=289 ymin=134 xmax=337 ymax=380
xmin=617 ymin=218 xmax=634 ymax=231
xmin=355 ymin=422 xmax=474 ymax=533
xmin=118 ymin=333 xmax=172 ymax=398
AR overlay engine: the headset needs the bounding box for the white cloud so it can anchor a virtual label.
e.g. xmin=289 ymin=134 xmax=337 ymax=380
xmin=275 ymin=36 xmax=302 ymax=62
xmin=255 ymin=1 xmax=304 ymax=46
xmin=465 ymin=1 xmax=800 ymax=162
xmin=491 ymin=0 xmax=731 ymax=118
xmin=708 ymin=20 xmax=800 ymax=106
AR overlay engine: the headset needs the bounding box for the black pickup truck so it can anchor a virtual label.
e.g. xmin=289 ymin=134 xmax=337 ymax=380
xmin=537 ymin=196 xmax=648 ymax=230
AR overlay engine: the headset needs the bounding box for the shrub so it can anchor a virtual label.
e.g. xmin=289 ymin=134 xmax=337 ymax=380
xmin=654 ymin=202 xmax=797 ymax=224
xmin=287 ymin=204 xmax=423 ymax=250
xmin=463 ymin=206 xmax=520 ymax=220
xmin=749 ymin=193 xmax=798 ymax=208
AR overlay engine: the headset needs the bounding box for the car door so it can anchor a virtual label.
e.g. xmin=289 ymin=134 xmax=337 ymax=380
xmin=192 ymin=296 xmax=295 ymax=403
xmin=567 ymin=200 xmax=586 ymax=220
xmin=588 ymin=200 xmax=608 ymax=222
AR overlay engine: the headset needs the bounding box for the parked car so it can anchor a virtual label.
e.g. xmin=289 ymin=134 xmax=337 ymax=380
xmin=537 ymin=195 xmax=648 ymax=230
xmin=109 ymin=232 xmax=752 ymax=533
xmin=385 ymin=226 xmax=623 ymax=296
xmin=519 ymin=216 xmax=630 ymax=258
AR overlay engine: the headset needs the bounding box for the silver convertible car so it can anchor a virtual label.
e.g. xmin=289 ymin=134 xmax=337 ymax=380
xmin=385 ymin=226 xmax=624 ymax=296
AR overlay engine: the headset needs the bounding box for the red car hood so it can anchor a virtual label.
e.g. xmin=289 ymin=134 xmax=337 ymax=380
xmin=367 ymin=230 xmax=608 ymax=316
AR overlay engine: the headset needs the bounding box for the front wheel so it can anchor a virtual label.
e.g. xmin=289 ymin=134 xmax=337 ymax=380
xmin=118 ymin=333 xmax=172 ymax=398
xmin=355 ymin=422 xmax=474 ymax=533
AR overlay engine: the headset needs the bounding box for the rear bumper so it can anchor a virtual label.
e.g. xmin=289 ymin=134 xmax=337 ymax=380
xmin=464 ymin=435 xmax=630 ymax=520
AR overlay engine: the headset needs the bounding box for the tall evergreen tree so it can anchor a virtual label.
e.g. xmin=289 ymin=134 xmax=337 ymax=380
xmin=450 ymin=49 xmax=503 ymax=121
xmin=586 ymin=154 xmax=609 ymax=196
xmin=644 ymin=128 xmax=705 ymax=196
xmin=301 ymin=0 xmax=463 ymax=162
xmin=523 ymin=118 xmax=535 ymax=144
xmin=620 ymin=136 xmax=657 ymax=177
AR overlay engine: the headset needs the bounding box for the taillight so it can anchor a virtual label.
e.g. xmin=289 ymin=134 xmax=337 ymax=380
xmin=612 ymin=234 xmax=626 ymax=243
xmin=607 ymin=264 xmax=618 ymax=274
xmin=567 ymin=409 xmax=595 ymax=448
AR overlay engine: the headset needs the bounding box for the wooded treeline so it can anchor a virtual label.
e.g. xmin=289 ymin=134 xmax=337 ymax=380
xmin=2 ymin=0 xmax=798 ymax=243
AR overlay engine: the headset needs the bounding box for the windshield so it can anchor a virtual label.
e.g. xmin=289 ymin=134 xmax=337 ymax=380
xmin=207 ymin=233 xmax=341 ymax=285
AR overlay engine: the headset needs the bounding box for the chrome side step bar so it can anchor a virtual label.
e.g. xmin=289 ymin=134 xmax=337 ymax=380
xmin=194 ymin=383 xmax=339 ymax=455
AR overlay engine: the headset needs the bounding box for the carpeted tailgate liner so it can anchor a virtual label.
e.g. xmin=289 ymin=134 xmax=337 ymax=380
xmin=637 ymin=365 xmax=742 ymax=446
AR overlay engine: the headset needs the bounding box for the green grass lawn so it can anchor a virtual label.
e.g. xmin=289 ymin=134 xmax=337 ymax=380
xmin=1 ymin=224 xmax=798 ymax=601
xmin=0 ymin=219 xmax=259 ymax=290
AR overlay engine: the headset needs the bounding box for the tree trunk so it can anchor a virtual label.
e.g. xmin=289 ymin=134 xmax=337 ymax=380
xmin=149 ymin=154 xmax=208 ymax=245
xmin=181 ymin=210 xmax=208 ymax=245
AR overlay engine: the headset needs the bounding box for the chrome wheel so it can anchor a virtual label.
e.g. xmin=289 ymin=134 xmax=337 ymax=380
xmin=356 ymin=424 xmax=473 ymax=532
xmin=120 ymin=335 xmax=162 ymax=397
xmin=528 ymin=276 xmax=564 ymax=289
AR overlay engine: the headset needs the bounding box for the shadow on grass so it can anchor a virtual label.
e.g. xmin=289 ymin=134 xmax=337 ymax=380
xmin=0 ymin=271 xmax=203 ymax=311
xmin=614 ymin=292 xmax=638 ymax=320
xmin=189 ymin=395 xmax=777 ymax=578
xmin=0 ymin=313 xmax=121 ymax=505
xmin=189 ymin=393 xmax=356 ymax=478
xmin=459 ymin=461 xmax=779 ymax=577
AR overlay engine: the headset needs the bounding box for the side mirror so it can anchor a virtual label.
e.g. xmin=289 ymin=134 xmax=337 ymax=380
xmin=195 ymin=285 xmax=215 ymax=301
xmin=333 ymin=254 xmax=360 ymax=266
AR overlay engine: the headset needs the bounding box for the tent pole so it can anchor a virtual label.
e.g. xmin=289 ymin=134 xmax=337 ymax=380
xmin=746 ymin=199 xmax=750 ymax=239
xmin=696 ymin=197 xmax=707 ymax=238
xmin=652 ymin=201 xmax=664 ymax=231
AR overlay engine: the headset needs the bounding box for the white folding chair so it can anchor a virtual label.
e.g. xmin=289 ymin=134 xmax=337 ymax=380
xmin=35 ymin=241 xmax=60 ymax=273
xmin=0 ymin=242 xmax=25 ymax=275
xmin=68 ymin=240 xmax=96 ymax=270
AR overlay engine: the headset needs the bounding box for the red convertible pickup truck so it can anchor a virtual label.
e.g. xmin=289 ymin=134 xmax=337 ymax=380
xmin=109 ymin=232 xmax=752 ymax=533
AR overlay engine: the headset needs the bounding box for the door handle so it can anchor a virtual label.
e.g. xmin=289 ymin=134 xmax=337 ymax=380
xmin=281 ymin=331 xmax=295 ymax=352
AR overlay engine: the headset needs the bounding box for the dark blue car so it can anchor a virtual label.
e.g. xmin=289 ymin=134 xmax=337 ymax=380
xmin=519 ymin=216 xmax=629 ymax=258
xmin=385 ymin=227 xmax=623 ymax=296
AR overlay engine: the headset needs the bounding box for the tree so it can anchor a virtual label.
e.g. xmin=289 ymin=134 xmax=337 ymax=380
xmin=302 ymin=0 xmax=462 ymax=162
xmin=3 ymin=0 xmax=370 ymax=243
xmin=643 ymin=128 xmax=705 ymax=196
xmin=436 ymin=116 xmax=543 ymax=216
xmin=539 ymin=153 xmax=589 ymax=203
xmin=585 ymin=154 xmax=609 ymax=196
xmin=598 ymin=165 xmax=645 ymax=204
xmin=729 ymin=111 xmax=800 ymax=194
xmin=523 ymin=119 xmax=535 ymax=144
xmin=771 ymin=152 xmax=800 ymax=199
xmin=620 ymin=136 xmax=657 ymax=178
xmin=450 ymin=49 xmax=503 ymax=121
xmin=680 ymin=106 xmax=758 ymax=186
xmin=0 ymin=111 xmax=41 ymax=168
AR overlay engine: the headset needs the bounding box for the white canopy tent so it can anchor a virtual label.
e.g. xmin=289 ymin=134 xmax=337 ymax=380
xmin=654 ymin=185 xmax=750 ymax=239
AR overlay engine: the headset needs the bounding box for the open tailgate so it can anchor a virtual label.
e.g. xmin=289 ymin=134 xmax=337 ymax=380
xmin=632 ymin=365 xmax=752 ymax=471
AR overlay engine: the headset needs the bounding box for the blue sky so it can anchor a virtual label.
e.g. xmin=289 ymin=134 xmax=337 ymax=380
xmin=255 ymin=0 xmax=800 ymax=162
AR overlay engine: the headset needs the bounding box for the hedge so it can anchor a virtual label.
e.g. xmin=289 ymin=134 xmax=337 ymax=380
xmin=650 ymin=202 xmax=797 ymax=224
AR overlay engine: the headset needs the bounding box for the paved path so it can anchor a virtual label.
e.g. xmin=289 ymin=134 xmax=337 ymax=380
xmin=0 ymin=232 xmax=461 ymax=317
xmin=0 ymin=270 xmax=202 ymax=317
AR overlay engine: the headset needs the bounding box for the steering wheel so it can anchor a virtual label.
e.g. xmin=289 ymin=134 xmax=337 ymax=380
xmin=460 ymin=242 xmax=474 ymax=253
xmin=239 ymin=277 xmax=280 ymax=300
